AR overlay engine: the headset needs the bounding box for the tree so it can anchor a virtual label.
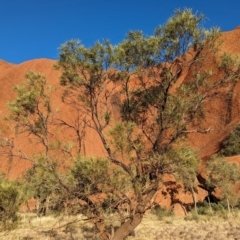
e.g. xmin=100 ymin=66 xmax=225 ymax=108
xmin=7 ymin=71 xmax=53 ymax=162
xmin=5 ymin=71 xmax=71 ymax=215
xmin=0 ymin=72 xmax=50 ymax=169
xmin=206 ymin=156 xmax=240 ymax=214
xmin=172 ymin=145 xmax=199 ymax=214
xmin=2 ymin=71 xmax=89 ymax=219
xmin=57 ymin=9 xmax=240 ymax=239
xmin=22 ymin=155 xmax=67 ymax=216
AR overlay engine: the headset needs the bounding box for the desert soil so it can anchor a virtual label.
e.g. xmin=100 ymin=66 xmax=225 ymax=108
xmin=1 ymin=213 xmax=240 ymax=240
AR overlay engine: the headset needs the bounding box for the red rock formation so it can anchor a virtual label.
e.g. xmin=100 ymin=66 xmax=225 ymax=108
xmin=0 ymin=27 xmax=240 ymax=210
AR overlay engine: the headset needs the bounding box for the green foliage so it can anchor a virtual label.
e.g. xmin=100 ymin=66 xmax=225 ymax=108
xmin=23 ymin=156 xmax=58 ymax=199
xmin=206 ymin=156 xmax=240 ymax=208
xmin=6 ymin=71 xmax=64 ymax=215
xmin=221 ymin=125 xmax=240 ymax=156
xmin=170 ymin=144 xmax=199 ymax=190
xmin=206 ymin=156 xmax=240 ymax=186
xmin=114 ymin=31 xmax=160 ymax=70
xmin=196 ymin=201 xmax=212 ymax=215
xmin=154 ymin=9 xmax=207 ymax=60
xmin=22 ymin=156 xmax=67 ymax=215
xmin=58 ymin=39 xmax=114 ymax=88
xmin=71 ymin=156 xmax=131 ymax=196
xmin=7 ymin=71 xmax=54 ymax=151
xmin=219 ymin=53 xmax=240 ymax=76
xmin=108 ymin=121 xmax=143 ymax=158
xmin=151 ymin=205 xmax=173 ymax=220
xmin=195 ymin=201 xmax=235 ymax=219
xmin=71 ymin=156 xmax=110 ymax=195
xmin=8 ymin=71 xmax=52 ymax=122
xmin=147 ymin=144 xmax=199 ymax=186
xmin=0 ymin=175 xmax=21 ymax=230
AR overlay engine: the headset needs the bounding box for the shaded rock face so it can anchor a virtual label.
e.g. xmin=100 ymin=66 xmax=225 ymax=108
xmin=152 ymin=174 xmax=208 ymax=211
xmin=0 ymin=27 xmax=240 ymax=212
xmin=173 ymin=203 xmax=187 ymax=216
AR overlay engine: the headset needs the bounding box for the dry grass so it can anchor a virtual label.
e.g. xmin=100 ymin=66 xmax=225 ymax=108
xmin=127 ymin=213 xmax=240 ymax=240
xmin=1 ymin=212 xmax=240 ymax=239
xmin=0 ymin=213 xmax=98 ymax=240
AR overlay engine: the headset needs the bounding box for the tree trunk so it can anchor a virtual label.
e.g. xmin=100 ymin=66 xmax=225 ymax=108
xmin=112 ymin=213 xmax=143 ymax=240
xmin=45 ymin=196 xmax=50 ymax=215
xmin=95 ymin=221 xmax=109 ymax=240
xmin=207 ymin=194 xmax=212 ymax=213
xmin=227 ymin=198 xmax=231 ymax=216
xmin=190 ymin=186 xmax=198 ymax=214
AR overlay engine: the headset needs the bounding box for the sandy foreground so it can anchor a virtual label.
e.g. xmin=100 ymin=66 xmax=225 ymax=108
xmin=1 ymin=213 xmax=240 ymax=240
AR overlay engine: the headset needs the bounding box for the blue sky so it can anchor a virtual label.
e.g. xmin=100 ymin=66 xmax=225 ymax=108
xmin=0 ymin=0 xmax=239 ymax=64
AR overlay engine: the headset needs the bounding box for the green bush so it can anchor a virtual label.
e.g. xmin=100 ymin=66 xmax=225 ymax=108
xmin=151 ymin=205 xmax=173 ymax=220
xmin=196 ymin=202 xmax=212 ymax=215
xmin=22 ymin=156 xmax=68 ymax=216
xmin=221 ymin=125 xmax=240 ymax=156
xmin=196 ymin=201 xmax=232 ymax=219
xmin=0 ymin=176 xmax=21 ymax=230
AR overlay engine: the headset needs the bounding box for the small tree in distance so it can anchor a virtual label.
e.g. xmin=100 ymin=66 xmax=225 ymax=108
xmin=206 ymin=156 xmax=240 ymax=215
xmin=56 ymin=9 xmax=240 ymax=240
xmin=4 ymin=71 xmax=71 ymax=216
xmin=6 ymin=71 xmax=53 ymax=162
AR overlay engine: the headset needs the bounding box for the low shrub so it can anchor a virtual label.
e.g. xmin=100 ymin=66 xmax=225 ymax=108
xmin=220 ymin=125 xmax=240 ymax=156
xmin=0 ymin=175 xmax=21 ymax=230
xmin=151 ymin=205 xmax=173 ymax=220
